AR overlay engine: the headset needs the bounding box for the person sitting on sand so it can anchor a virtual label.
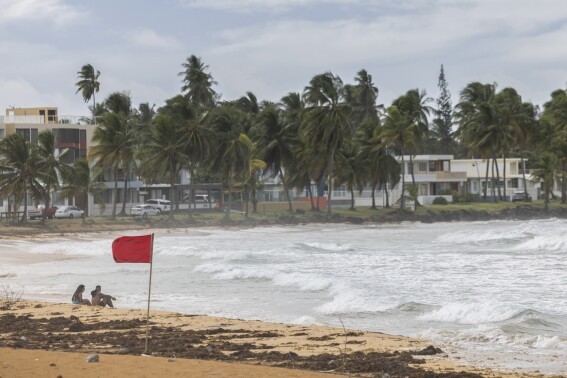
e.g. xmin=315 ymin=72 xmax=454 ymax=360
xmin=71 ymin=284 xmax=91 ymax=305
xmin=91 ymin=285 xmax=116 ymax=308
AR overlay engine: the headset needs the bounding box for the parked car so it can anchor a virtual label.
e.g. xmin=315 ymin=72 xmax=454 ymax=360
xmin=512 ymin=191 xmax=531 ymax=202
xmin=27 ymin=208 xmax=43 ymax=220
xmin=144 ymin=199 xmax=171 ymax=214
xmin=54 ymin=205 xmax=84 ymax=219
xmin=131 ymin=204 xmax=161 ymax=217
xmin=183 ymin=194 xmax=214 ymax=208
xmin=27 ymin=206 xmax=58 ymax=220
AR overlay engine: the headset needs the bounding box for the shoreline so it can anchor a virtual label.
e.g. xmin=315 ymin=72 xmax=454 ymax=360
xmin=1 ymin=203 xmax=567 ymax=241
xmin=0 ymin=301 xmax=540 ymax=378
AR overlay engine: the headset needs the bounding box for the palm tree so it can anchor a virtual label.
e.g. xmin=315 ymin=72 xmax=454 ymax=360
xmin=350 ymin=69 xmax=380 ymax=123
xmin=532 ymin=152 xmax=558 ymax=211
xmin=0 ymin=134 xmax=44 ymax=223
xmin=381 ymin=106 xmax=412 ymax=209
xmin=302 ymin=72 xmax=351 ymax=214
xmin=455 ymin=82 xmax=498 ymax=199
xmin=238 ymin=134 xmax=266 ymax=216
xmin=59 ymin=158 xmax=106 ymax=222
xmin=36 ymin=130 xmax=72 ymax=221
xmin=158 ymin=95 xmax=212 ymax=220
xmin=139 ymin=114 xmax=189 ymax=219
xmin=89 ymin=111 xmax=136 ymax=218
xmin=335 ymin=140 xmax=365 ymax=210
xmin=207 ymin=106 xmax=250 ymax=219
xmin=392 ymin=89 xmax=433 ymax=193
xmin=179 ymin=55 xmax=217 ymax=108
xmin=256 ymin=105 xmax=295 ymax=212
xmin=75 ymin=64 xmax=101 ymax=121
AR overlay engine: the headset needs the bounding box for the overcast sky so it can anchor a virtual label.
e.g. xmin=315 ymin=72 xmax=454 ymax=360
xmin=1 ymin=0 xmax=567 ymax=116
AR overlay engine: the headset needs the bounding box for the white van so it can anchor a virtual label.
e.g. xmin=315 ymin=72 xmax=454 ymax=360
xmin=144 ymin=199 xmax=171 ymax=214
xmin=184 ymin=194 xmax=212 ymax=208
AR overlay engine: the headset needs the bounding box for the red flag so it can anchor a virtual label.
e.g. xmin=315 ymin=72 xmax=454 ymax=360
xmin=112 ymin=235 xmax=153 ymax=263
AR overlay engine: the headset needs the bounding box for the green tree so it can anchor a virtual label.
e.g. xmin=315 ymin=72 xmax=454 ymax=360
xmin=75 ymin=63 xmax=101 ymax=121
xmin=335 ymin=139 xmax=365 ymax=210
xmin=256 ymin=105 xmax=295 ymax=212
xmin=455 ymin=82 xmax=498 ymax=199
xmin=392 ymin=89 xmax=432 ymax=192
xmin=0 ymin=134 xmax=44 ymax=223
xmin=532 ymin=152 xmax=558 ymax=211
xmin=381 ymin=106 xmax=411 ymax=209
xmin=431 ymin=65 xmax=454 ymax=154
xmin=207 ymin=106 xmax=250 ymax=219
xmin=302 ymin=72 xmax=351 ymax=214
xmin=59 ymin=158 xmax=106 ymax=222
xmin=139 ymin=114 xmax=189 ymax=219
xmin=179 ymin=55 xmax=217 ymax=108
xmin=89 ymin=111 xmax=136 ymax=218
xmin=36 ymin=130 xmax=72 ymax=221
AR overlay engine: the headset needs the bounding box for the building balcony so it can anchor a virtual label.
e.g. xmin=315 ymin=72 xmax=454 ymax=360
xmin=0 ymin=115 xmax=96 ymax=125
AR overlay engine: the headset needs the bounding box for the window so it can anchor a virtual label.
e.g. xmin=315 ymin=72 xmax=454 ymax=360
xmin=16 ymin=128 xmax=38 ymax=143
xmin=418 ymin=162 xmax=427 ymax=173
xmin=510 ymin=162 xmax=518 ymax=175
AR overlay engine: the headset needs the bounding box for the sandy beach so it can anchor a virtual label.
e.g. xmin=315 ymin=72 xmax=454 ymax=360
xmin=0 ymin=300 xmax=553 ymax=378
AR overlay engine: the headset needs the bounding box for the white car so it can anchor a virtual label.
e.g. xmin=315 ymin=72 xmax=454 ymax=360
xmin=144 ymin=199 xmax=171 ymax=214
xmin=54 ymin=205 xmax=84 ymax=219
xmin=131 ymin=204 xmax=161 ymax=217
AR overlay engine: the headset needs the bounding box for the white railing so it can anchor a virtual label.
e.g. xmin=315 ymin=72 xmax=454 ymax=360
xmin=0 ymin=115 xmax=96 ymax=125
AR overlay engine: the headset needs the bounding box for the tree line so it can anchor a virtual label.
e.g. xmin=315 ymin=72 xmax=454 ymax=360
xmin=1 ymin=58 xmax=565 ymax=222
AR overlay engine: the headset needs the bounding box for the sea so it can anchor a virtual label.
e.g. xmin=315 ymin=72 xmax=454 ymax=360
xmin=1 ymin=219 xmax=566 ymax=374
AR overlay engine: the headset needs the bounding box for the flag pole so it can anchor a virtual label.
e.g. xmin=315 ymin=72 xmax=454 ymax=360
xmin=144 ymin=233 xmax=154 ymax=354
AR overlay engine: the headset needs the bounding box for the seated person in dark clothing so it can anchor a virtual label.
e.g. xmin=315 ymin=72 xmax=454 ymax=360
xmin=91 ymin=285 xmax=116 ymax=308
xmin=72 ymin=284 xmax=91 ymax=305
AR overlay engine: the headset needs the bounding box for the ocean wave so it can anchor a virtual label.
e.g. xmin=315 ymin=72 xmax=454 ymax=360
xmin=194 ymin=263 xmax=334 ymax=292
xmin=420 ymin=325 xmax=567 ymax=351
xmin=513 ymin=235 xmax=567 ymax=252
xmin=418 ymin=301 xmax=519 ymax=324
xmin=298 ymin=242 xmax=354 ymax=252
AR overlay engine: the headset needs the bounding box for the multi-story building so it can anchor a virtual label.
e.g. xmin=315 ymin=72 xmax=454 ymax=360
xmin=0 ymin=107 xmax=95 ymax=214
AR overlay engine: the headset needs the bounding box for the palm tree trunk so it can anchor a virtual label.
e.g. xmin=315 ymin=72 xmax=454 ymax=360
xmin=562 ymin=161 xmax=566 ymax=204
xmin=187 ymin=169 xmax=194 ymax=222
xmin=42 ymin=183 xmax=51 ymax=222
xmin=120 ymin=167 xmax=128 ymax=215
xmin=384 ymin=182 xmax=390 ymax=207
xmin=400 ymin=151 xmax=406 ymax=210
xmin=112 ymin=167 xmax=118 ymax=218
xmin=521 ymin=156 xmax=528 ymax=201
xmin=327 ymin=148 xmax=335 ymax=215
xmin=494 ymin=154 xmax=502 ymax=200
xmin=244 ymin=187 xmax=249 ymax=217
xmin=350 ymin=187 xmax=355 ymax=210
xmin=503 ymin=155 xmax=507 ymax=201
xmin=370 ymin=182 xmax=376 ymax=210
xmin=484 ymin=157 xmax=490 ymax=200
xmin=252 ymin=187 xmax=258 ymax=213
xmin=169 ymin=160 xmax=175 ymax=220
xmin=21 ymin=188 xmax=29 ymax=223
xmin=279 ymin=168 xmax=293 ymax=212
xmin=308 ymin=184 xmax=315 ymax=210
xmin=225 ymin=166 xmax=233 ymax=220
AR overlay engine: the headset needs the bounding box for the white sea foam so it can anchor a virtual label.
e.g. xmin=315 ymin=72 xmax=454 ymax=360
xmin=419 ymin=301 xmax=519 ymax=324
xmin=301 ymin=242 xmax=353 ymax=252
xmin=292 ymin=315 xmax=322 ymax=326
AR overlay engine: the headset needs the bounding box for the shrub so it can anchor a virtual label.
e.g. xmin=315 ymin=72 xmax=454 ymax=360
xmin=432 ymin=197 xmax=448 ymax=205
